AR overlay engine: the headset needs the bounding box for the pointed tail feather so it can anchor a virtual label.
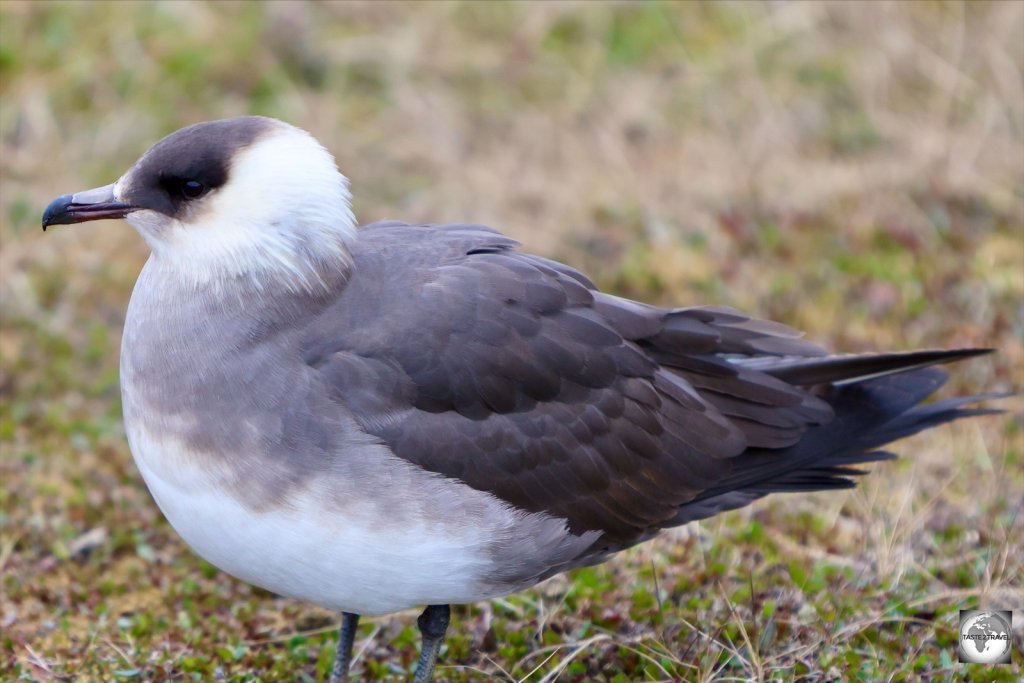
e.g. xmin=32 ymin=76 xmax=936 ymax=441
xmin=866 ymin=392 xmax=1006 ymax=446
xmin=732 ymin=348 xmax=993 ymax=386
xmin=683 ymin=365 xmax=1004 ymax=515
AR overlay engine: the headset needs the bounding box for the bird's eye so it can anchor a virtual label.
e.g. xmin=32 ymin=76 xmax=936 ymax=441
xmin=181 ymin=180 xmax=206 ymax=199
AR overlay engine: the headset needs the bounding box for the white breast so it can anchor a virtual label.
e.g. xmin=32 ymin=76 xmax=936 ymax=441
xmin=124 ymin=419 xmax=525 ymax=616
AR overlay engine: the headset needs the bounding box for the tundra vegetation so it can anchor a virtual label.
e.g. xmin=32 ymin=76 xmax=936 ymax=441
xmin=1 ymin=2 xmax=1021 ymax=681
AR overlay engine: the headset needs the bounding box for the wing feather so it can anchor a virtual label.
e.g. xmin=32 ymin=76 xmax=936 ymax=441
xmin=302 ymin=222 xmax=990 ymax=553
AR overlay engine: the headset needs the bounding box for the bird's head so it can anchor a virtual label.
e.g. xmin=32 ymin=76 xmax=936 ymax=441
xmin=42 ymin=116 xmax=356 ymax=291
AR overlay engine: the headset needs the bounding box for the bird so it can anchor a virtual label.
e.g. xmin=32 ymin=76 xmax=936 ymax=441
xmin=42 ymin=116 xmax=1000 ymax=683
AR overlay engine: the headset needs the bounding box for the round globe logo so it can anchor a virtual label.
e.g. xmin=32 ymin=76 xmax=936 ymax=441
xmin=958 ymin=610 xmax=1012 ymax=664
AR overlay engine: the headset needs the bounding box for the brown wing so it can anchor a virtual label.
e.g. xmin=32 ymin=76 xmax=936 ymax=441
xmin=304 ymin=222 xmax=833 ymax=547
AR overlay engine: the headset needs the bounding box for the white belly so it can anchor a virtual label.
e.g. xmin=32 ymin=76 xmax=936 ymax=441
xmin=125 ymin=421 xmax=515 ymax=616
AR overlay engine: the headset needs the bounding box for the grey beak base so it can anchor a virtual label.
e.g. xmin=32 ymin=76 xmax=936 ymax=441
xmin=41 ymin=183 xmax=133 ymax=230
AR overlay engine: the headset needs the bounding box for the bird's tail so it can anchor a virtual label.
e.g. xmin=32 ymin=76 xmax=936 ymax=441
xmin=670 ymin=350 xmax=1003 ymax=526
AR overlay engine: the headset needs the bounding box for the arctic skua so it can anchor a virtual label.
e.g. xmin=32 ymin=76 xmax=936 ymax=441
xmin=42 ymin=116 xmax=1000 ymax=682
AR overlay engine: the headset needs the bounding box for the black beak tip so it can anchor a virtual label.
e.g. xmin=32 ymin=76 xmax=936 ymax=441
xmin=42 ymin=194 xmax=74 ymax=231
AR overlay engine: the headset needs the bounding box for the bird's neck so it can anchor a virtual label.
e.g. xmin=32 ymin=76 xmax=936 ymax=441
xmin=119 ymin=249 xmax=349 ymax=411
xmin=135 ymin=213 xmax=356 ymax=296
xmin=125 ymin=249 xmax=349 ymax=349
xmin=119 ymin=251 xmax=346 ymax=464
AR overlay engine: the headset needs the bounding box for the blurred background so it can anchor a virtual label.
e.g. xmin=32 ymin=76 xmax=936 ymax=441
xmin=1 ymin=1 xmax=1021 ymax=681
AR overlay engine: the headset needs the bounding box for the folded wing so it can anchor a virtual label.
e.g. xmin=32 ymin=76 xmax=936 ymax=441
xmin=304 ymin=222 xmax=994 ymax=554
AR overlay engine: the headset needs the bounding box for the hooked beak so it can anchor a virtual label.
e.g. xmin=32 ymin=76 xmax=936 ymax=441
xmin=41 ymin=183 xmax=135 ymax=231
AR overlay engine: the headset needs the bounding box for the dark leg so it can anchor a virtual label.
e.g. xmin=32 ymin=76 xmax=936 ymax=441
xmin=328 ymin=612 xmax=360 ymax=683
xmin=412 ymin=604 xmax=450 ymax=683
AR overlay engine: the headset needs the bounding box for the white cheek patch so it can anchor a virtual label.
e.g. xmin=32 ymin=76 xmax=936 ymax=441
xmin=125 ymin=209 xmax=175 ymax=251
xmin=214 ymin=129 xmax=356 ymax=237
xmin=125 ymin=126 xmax=357 ymax=292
